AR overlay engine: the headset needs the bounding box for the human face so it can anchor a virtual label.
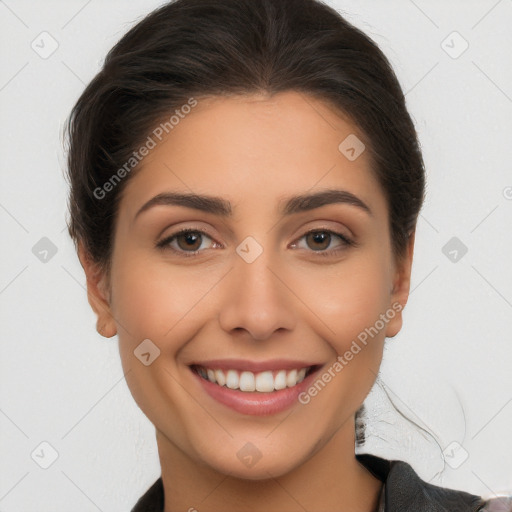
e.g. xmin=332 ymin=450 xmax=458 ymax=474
xmin=86 ymin=91 xmax=412 ymax=479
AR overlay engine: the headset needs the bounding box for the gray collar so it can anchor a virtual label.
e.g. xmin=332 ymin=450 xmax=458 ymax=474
xmin=131 ymin=453 xmax=489 ymax=512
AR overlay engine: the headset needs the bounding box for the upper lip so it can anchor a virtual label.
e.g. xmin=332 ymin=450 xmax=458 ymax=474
xmin=189 ymin=359 xmax=322 ymax=373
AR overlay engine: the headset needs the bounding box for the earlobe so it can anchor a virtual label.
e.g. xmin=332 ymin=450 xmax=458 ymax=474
xmin=385 ymin=231 xmax=415 ymax=338
xmin=77 ymin=241 xmax=117 ymax=338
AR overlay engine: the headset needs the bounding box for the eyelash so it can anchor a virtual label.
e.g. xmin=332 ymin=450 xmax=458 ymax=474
xmin=155 ymin=227 xmax=355 ymax=258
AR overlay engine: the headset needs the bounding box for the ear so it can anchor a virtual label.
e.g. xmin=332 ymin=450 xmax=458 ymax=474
xmin=77 ymin=241 xmax=117 ymax=338
xmin=385 ymin=231 xmax=416 ymax=338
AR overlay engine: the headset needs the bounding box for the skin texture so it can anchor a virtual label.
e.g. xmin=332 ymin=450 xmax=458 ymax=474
xmin=78 ymin=91 xmax=415 ymax=512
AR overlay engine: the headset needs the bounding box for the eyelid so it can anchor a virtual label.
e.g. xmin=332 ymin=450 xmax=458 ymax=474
xmin=155 ymin=225 xmax=356 ymax=258
xmin=155 ymin=227 xmax=219 ymax=255
xmin=289 ymin=228 xmax=355 ymax=256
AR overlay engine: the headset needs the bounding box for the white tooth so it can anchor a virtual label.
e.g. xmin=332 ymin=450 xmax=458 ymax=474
xmin=204 ymin=367 xmax=307 ymax=392
xmin=274 ymin=370 xmax=287 ymax=390
xmin=255 ymin=371 xmax=275 ymax=392
xmin=214 ymin=369 xmax=226 ymax=386
xmin=226 ymin=369 xmax=239 ymax=390
xmin=239 ymin=371 xmax=256 ymax=391
xmin=286 ymin=369 xmax=298 ymax=387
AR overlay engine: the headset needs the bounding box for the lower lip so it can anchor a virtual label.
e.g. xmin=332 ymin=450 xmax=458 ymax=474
xmin=190 ymin=366 xmax=322 ymax=416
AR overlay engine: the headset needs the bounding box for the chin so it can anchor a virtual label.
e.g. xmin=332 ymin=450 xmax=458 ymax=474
xmin=198 ymin=442 xmax=307 ymax=481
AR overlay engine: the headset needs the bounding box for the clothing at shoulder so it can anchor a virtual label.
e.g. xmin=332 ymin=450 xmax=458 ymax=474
xmin=355 ymin=453 xmax=496 ymax=512
xmin=130 ymin=453 xmax=508 ymax=512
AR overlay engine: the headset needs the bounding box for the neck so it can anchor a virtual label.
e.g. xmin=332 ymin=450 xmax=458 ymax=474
xmin=157 ymin=420 xmax=383 ymax=512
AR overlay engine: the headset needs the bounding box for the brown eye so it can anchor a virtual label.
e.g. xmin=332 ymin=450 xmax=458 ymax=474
xmin=176 ymin=231 xmax=202 ymax=251
xmin=156 ymin=229 xmax=216 ymax=255
xmin=305 ymin=231 xmax=332 ymax=251
xmin=291 ymin=229 xmax=354 ymax=256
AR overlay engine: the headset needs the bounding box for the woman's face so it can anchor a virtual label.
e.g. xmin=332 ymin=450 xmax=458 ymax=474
xmin=82 ymin=91 xmax=413 ymax=479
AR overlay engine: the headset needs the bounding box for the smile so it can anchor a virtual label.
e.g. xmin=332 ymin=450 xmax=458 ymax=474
xmin=189 ymin=362 xmax=323 ymax=416
xmin=192 ymin=365 xmax=315 ymax=392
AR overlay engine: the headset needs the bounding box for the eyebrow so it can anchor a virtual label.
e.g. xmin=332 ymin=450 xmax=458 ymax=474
xmin=133 ymin=188 xmax=372 ymax=222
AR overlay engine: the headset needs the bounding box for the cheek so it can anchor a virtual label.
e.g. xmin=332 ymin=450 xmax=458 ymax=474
xmin=293 ymin=251 xmax=393 ymax=350
xmin=111 ymin=252 xmax=204 ymax=338
xmin=293 ymin=256 xmax=391 ymax=423
xmin=109 ymin=252 xmax=207 ymax=426
xmin=110 ymin=251 xmax=228 ymax=375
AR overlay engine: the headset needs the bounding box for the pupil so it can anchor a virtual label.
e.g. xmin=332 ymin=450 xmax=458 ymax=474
xmin=180 ymin=232 xmax=201 ymax=250
xmin=309 ymin=232 xmax=329 ymax=250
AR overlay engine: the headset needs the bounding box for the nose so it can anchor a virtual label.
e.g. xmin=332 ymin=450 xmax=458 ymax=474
xmin=218 ymin=248 xmax=297 ymax=341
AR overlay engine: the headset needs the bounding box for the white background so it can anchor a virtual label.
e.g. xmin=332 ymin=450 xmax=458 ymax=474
xmin=1 ymin=0 xmax=511 ymax=510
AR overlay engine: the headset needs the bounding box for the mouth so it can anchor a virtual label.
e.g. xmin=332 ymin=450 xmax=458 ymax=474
xmin=188 ymin=362 xmax=324 ymax=416
xmin=190 ymin=364 xmax=320 ymax=393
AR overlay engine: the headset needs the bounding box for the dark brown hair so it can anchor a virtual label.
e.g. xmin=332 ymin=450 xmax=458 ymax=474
xmin=64 ymin=0 xmax=426 ymax=446
xmin=65 ymin=0 xmax=425 ymax=279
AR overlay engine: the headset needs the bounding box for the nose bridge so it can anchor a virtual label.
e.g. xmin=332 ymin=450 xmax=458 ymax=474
xmin=218 ymin=237 xmax=296 ymax=339
xmin=236 ymin=243 xmax=277 ymax=294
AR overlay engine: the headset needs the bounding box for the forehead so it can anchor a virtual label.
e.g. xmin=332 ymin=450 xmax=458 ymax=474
xmin=117 ymin=90 xmax=386 ymax=221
